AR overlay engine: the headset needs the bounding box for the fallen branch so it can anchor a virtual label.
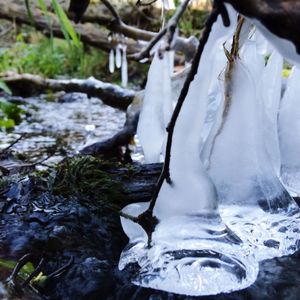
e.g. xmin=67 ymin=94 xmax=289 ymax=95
xmin=81 ymin=91 xmax=143 ymax=158
xmin=0 ymin=72 xmax=136 ymax=111
xmin=0 ymin=1 xmax=198 ymax=61
xmin=0 ymin=1 xmax=144 ymax=55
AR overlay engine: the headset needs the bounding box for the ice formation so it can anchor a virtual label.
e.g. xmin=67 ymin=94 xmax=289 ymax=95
xmin=121 ymin=44 xmax=128 ymax=88
xmin=162 ymin=0 xmax=175 ymax=10
xmin=279 ymin=67 xmax=300 ymax=196
xmin=137 ymin=50 xmax=174 ymax=163
xmin=115 ymin=45 xmax=122 ymax=69
xmin=120 ymin=8 xmax=259 ymax=296
xmin=109 ymin=48 xmax=115 ymax=74
xmin=120 ymin=1 xmax=300 ymax=296
xmin=203 ymin=35 xmax=300 ymax=260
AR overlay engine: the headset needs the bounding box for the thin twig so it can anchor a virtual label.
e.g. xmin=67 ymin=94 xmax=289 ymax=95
xmin=206 ymin=16 xmax=245 ymax=168
xmin=7 ymin=253 xmax=34 ymax=284
xmin=22 ymin=257 xmax=45 ymax=287
xmin=45 ymin=256 xmax=74 ymax=280
xmin=100 ymin=0 xmax=121 ymax=23
xmin=165 ymin=0 xmax=191 ymax=50
xmin=131 ymin=0 xmax=192 ymax=60
xmin=0 ymin=134 xmax=25 ymax=155
xmin=136 ymin=0 xmax=158 ymax=7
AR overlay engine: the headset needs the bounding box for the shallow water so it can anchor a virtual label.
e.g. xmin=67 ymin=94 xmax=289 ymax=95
xmin=0 ymin=93 xmax=126 ymax=165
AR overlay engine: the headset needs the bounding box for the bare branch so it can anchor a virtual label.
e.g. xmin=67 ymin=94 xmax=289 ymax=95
xmin=130 ymin=0 xmax=195 ymax=61
xmin=100 ymin=0 xmax=121 ymax=23
xmin=0 ymin=72 xmax=136 ymax=111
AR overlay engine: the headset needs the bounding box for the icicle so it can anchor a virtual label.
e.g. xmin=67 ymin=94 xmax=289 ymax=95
xmin=252 ymin=21 xmax=300 ymax=67
xmin=204 ymin=38 xmax=300 ymax=261
xmin=121 ymin=44 xmax=128 ymax=88
xmin=109 ymin=48 xmax=115 ymax=73
xmin=115 ymin=44 xmax=122 ymax=69
xmin=162 ymin=0 xmax=175 ymax=10
xmin=279 ymin=67 xmax=300 ymax=196
xmin=137 ymin=50 xmax=173 ymax=163
xmin=260 ymin=49 xmax=283 ymax=175
xmin=120 ymin=7 xmax=259 ymax=296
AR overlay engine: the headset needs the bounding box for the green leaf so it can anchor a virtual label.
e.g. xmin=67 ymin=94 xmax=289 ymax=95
xmin=0 ymin=98 xmax=24 ymax=125
xmin=0 ymin=258 xmax=35 ymax=280
xmin=24 ymin=0 xmax=36 ymax=25
xmin=51 ymin=0 xmax=81 ymax=48
xmin=0 ymin=80 xmax=12 ymax=95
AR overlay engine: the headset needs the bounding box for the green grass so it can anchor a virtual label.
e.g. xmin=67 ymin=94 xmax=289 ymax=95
xmin=0 ymin=33 xmax=106 ymax=79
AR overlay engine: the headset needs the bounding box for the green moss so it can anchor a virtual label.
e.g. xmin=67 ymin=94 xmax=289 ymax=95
xmin=50 ymin=156 xmax=125 ymax=205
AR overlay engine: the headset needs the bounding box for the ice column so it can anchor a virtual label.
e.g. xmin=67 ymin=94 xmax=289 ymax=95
xmin=279 ymin=67 xmax=300 ymax=196
xmin=204 ymin=38 xmax=300 ymax=261
xmin=260 ymin=49 xmax=283 ymax=175
xmin=137 ymin=51 xmax=174 ymax=163
xmin=120 ymin=8 xmax=259 ymax=296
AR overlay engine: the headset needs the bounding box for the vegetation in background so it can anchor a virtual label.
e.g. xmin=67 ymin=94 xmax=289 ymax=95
xmin=0 ymin=98 xmax=24 ymax=131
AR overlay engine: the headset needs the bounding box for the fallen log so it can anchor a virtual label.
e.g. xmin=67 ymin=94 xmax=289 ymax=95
xmin=0 ymin=1 xmax=144 ymax=54
xmin=1 ymin=72 xmax=136 ymax=111
xmin=0 ymin=1 xmax=198 ymax=61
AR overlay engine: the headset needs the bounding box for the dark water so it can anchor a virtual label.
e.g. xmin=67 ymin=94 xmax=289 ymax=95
xmin=0 ymin=174 xmax=300 ymax=300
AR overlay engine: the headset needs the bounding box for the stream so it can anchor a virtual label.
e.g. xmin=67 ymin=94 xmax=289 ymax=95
xmin=0 ymin=93 xmax=300 ymax=299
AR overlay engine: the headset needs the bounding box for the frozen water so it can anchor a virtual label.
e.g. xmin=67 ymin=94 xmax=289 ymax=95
xmin=162 ymin=0 xmax=175 ymax=10
xmin=121 ymin=44 xmax=128 ymax=87
xmin=260 ymin=50 xmax=283 ymax=175
xmin=109 ymin=48 xmax=115 ymax=73
xmin=115 ymin=45 xmax=122 ymax=69
xmin=253 ymin=21 xmax=300 ymax=68
xmin=120 ymin=7 xmax=259 ymax=296
xmin=204 ymin=38 xmax=300 ymax=260
xmin=137 ymin=50 xmax=174 ymax=163
xmin=279 ymin=67 xmax=300 ymax=196
xmin=120 ymin=203 xmax=258 ymax=296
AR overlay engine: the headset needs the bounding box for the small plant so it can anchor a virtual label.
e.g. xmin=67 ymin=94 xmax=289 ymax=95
xmin=0 ymin=98 xmax=24 ymax=131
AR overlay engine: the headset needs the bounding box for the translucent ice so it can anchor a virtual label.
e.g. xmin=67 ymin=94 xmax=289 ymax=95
xmin=109 ymin=48 xmax=115 ymax=73
xmin=260 ymin=50 xmax=283 ymax=175
xmin=162 ymin=0 xmax=175 ymax=10
xmin=115 ymin=45 xmax=122 ymax=69
xmin=204 ymin=39 xmax=300 ymax=260
xmin=120 ymin=7 xmax=259 ymax=296
xmin=253 ymin=21 xmax=300 ymax=67
xmin=137 ymin=51 xmax=174 ymax=163
xmin=279 ymin=67 xmax=300 ymax=196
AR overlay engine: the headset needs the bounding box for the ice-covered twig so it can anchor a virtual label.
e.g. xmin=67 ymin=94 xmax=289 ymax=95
xmin=121 ymin=1 xmax=231 ymax=241
xmin=206 ymin=16 xmax=245 ymax=167
xmin=130 ymin=0 xmax=192 ymax=60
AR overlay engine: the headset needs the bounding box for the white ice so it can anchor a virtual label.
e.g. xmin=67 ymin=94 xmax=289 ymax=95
xmin=137 ymin=50 xmax=174 ymax=163
xmin=204 ymin=37 xmax=300 ymax=260
xmin=121 ymin=44 xmax=128 ymax=88
xmin=252 ymin=20 xmax=300 ymax=68
xmin=120 ymin=6 xmax=259 ymax=296
xmin=279 ymin=67 xmax=300 ymax=196
xmin=115 ymin=45 xmax=122 ymax=69
xmin=109 ymin=48 xmax=115 ymax=73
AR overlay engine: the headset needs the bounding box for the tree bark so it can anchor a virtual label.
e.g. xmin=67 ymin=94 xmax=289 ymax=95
xmin=0 ymin=0 xmax=144 ymax=54
xmin=0 ymin=1 xmax=197 ymax=60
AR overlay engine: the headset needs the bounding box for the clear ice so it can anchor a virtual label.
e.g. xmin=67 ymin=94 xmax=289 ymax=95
xmin=279 ymin=67 xmax=300 ymax=196
xmin=120 ymin=8 xmax=259 ymax=296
